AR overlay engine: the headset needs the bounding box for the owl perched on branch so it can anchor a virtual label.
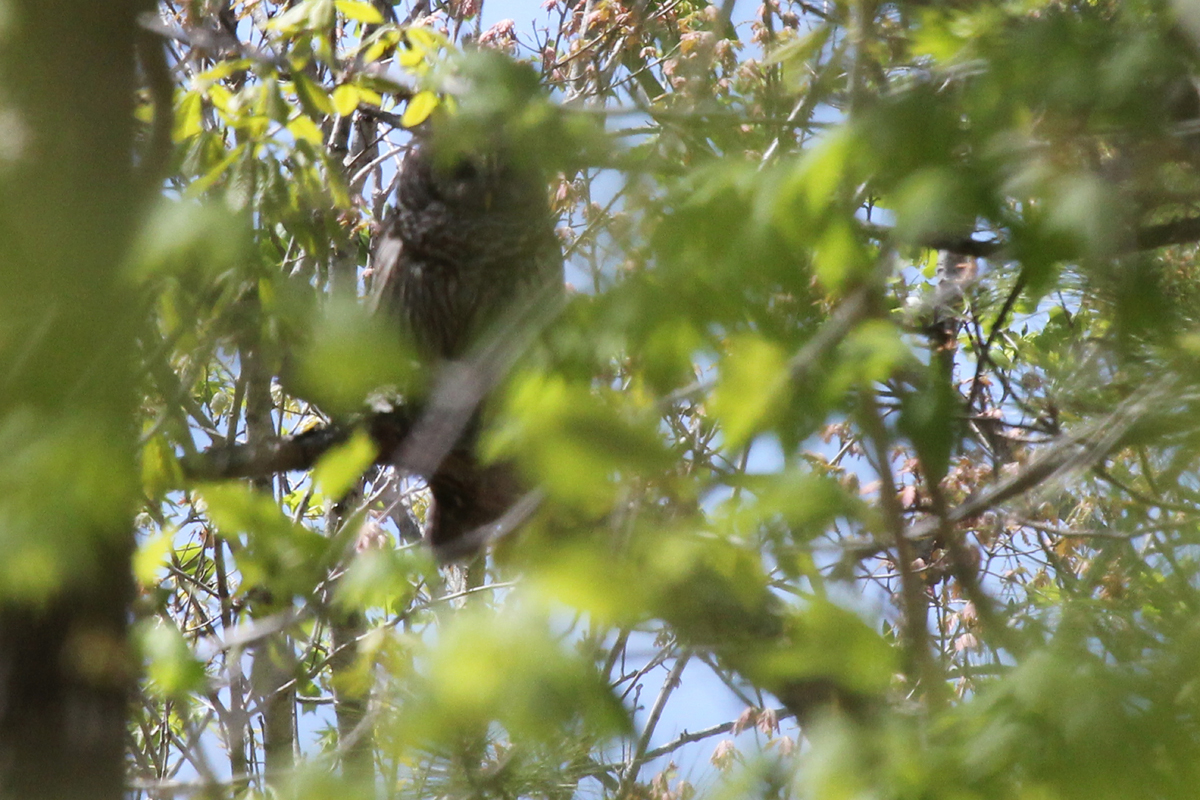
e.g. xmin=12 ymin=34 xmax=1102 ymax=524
xmin=370 ymin=139 xmax=562 ymax=559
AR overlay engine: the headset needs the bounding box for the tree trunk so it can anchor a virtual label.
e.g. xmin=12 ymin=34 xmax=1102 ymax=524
xmin=0 ymin=2 xmax=148 ymax=798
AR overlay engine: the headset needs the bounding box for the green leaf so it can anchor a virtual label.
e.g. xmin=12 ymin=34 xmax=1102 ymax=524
xmin=310 ymin=0 xmax=336 ymax=30
xmin=138 ymin=620 xmax=206 ymax=699
xmin=293 ymin=72 xmax=334 ymax=117
xmin=794 ymin=127 xmax=856 ymax=217
xmin=832 ymin=319 xmax=914 ymax=389
xmin=335 ymin=548 xmax=422 ymax=614
xmin=201 ymin=484 xmax=297 ymax=542
xmin=812 ymin=219 xmax=870 ymax=292
xmin=199 ymin=484 xmax=328 ymax=599
xmin=725 ymin=469 xmax=863 ymax=537
xmin=361 ymin=27 xmax=401 ymax=63
xmin=487 ymin=372 xmax=671 ymax=513
xmin=335 ymin=0 xmax=384 ymax=23
xmin=312 ymin=429 xmax=377 ymax=501
xmin=418 ymin=603 xmax=631 ymax=743
xmin=290 ymin=296 xmax=419 ymax=416
xmin=133 ymin=530 xmax=173 ymax=587
xmin=711 ymin=334 xmax=791 ymax=450
xmin=401 ymin=89 xmax=439 ymax=128
xmin=529 ymin=539 xmax=651 ymax=624
xmin=898 ymin=368 xmax=959 ymax=484
xmin=768 ymin=600 xmax=897 ymax=695
xmin=404 ymin=25 xmax=448 ymax=53
xmin=125 ymin=199 xmax=250 ymax=281
xmin=1047 ymin=171 xmax=1121 ymax=257
xmin=174 ymin=90 xmax=204 ymax=141
xmin=185 ymin=143 xmax=244 ymax=196
xmin=288 ymin=112 xmax=325 ymax=145
xmin=765 ymin=23 xmax=833 ymax=89
xmin=140 ymin=432 xmax=183 ymax=499
xmin=267 ymin=0 xmax=320 ymax=33
xmin=331 ymin=83 xmax=360 ymax=116
xmin=891 ymin=167 xmax=976 ymax=245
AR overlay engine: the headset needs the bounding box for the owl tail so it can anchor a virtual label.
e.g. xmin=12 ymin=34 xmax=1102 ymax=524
xmin=426 ymin=449 xmax=523 ymax=562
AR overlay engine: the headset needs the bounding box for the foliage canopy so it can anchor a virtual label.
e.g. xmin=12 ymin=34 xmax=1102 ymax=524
xmin=12 ymin=0 xmax=1200 ymax=798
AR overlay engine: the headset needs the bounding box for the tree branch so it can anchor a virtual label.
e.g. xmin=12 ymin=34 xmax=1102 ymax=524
xmin=180 ymin=409 xmax=416 ymax=482
xmin=864 ymin=213 xmax=1200 ymax=258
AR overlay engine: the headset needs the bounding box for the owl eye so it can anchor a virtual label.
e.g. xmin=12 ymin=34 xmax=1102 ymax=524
xmin=450 ymin=159 xmax=479 ymax=183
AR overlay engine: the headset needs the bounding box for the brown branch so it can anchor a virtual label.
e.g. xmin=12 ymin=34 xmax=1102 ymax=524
xmin=1135 ymin=216 xmax=1200 ymax=250
xmin=859 ymin=391 xmax=944 ymax=705
xmin=638 ymin=707 xmax=794 ymax=762
xmin=864 ymin=213 xmax=1200 ymax=258
xmin=180 ymin=410 xmax=416 ymax=482
xmin=618 ymin=650 xmax=693 ymax=796
xmin=965 ymin=271 xmax=1027 ymax=413
xmin=925 ymin=479 xmax=1015 ymax=655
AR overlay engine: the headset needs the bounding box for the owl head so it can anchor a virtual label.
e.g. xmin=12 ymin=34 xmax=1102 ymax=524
xmin=397 ymin=139 xmax=549 ymax=220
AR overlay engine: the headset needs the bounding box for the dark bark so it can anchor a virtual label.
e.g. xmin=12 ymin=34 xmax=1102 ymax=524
xmin=181 ymin=409 xmax=416 ymax=481
xmin=0 ymin=2 xmax=149 ymax=798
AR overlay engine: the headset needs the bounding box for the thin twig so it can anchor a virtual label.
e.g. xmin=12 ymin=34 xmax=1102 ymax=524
xmin=618 ymin=650 xmax=693 ymax=795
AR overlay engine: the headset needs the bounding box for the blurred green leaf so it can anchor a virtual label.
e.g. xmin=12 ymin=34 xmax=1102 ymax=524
xmin=133 ymin=530 xmax=174 ymax=587
xmin=488 ymin=371 xmax=671 ymax=513
xmin=898 ymin=368 xmax=960 ymax=484
xmin=331 ymin=83 xmax=360 ymax=116
xmin=765 ymin=23 xmax=833 ymax=89
xmin=759 ymin=600 xmax=897 ymax=696
xmin=125 ymin=199 xmax=250 ymax=282
xmin=293 ymin=72 xmax=334 ymax=117
xmin=829 ymin=319 xmax=914 ymax=393
xmin=313 ymin=430 xmax=377 ymax=502
xmin=290 ymin=296 xmax=419 ymax=416
xmin=335 ymin=547 xmax=423 ymax=614
xmin=416 ymin=601 xmax=630 ymax=743
xmin=138 ymin=620 xmax=207 ymax=699
xmin=711 ymin=335 xmax=790 ymax=451
xmin=200 ymin=484 xmax=328 ymax=600
xmin=813 ymin=219 xmax=870 ymax=292
xmin=140 ymin=433 xmax=184 ymax=500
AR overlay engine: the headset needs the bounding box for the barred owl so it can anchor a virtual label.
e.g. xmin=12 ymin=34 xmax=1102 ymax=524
xmin=370 ymin=140 xmax=562 ymax=558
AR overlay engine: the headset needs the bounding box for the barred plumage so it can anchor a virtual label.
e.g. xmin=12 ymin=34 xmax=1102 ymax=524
xmin=371 ymin=141 xmax=562 ymax=557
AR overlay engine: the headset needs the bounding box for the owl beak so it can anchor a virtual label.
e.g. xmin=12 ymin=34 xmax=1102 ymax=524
xmin=484 ymin=190 xmax=494 ymax=211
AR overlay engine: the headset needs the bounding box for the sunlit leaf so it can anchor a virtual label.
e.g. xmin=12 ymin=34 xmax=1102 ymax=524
xmin=335 ymin=0 xmax=384 ymax=23
xmin=312 ymin=429 xmax=377 ymax=501
xmin=174 ymin=90 xmax=204 ymax=141
xmin=133 ymin=530 xmax=173 ymax=587
xmin=401 ymin=89 xmax=439 ymax=128
xmin=288 ymin=112 xmax=325 ymax=145
xmin=200 ymin=484 xmax=328 ymax=598
xmin=331 ymin=84 xmax=360 ymax=116
xmin=831 ymin=319 xmax=915 ymax=389
xmin=184 ymin=143 xmax=245 ymax=196
xmin=488 ymin=371 xmax=671 ymax=512
xmin=813 ymin=219 xmax=870 ymax=292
